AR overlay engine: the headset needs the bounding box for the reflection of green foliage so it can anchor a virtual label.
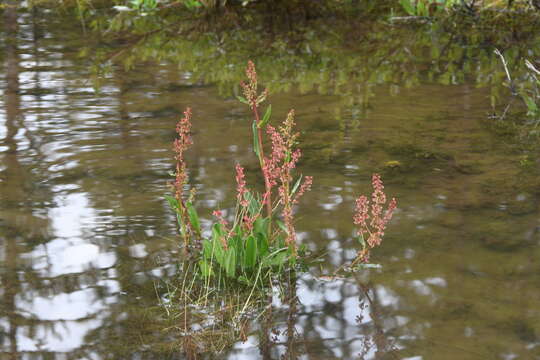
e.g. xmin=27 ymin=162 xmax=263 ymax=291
xmin=399 ymin=0 xmax=536 ymax=17
xmin=128 ymin=0 xmax=158 ymax=12
xmin=522 ymin=60 xmax=540 ymax=119
xmin=82 ymin=6 xmax=540 ymax=173
xmin=399 ymin=0 xmax=459 ymax=17
xmin=82 ymin=7 xmax=540 ymax=110
xmin=489 ymin=52 xmax=540 ymax=153
xmin=34 ymin=1 xmax=540 ymax=109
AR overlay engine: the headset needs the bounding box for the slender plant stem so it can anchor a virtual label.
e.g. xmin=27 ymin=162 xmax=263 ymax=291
xmin=251 ymin=103 xmax=273 ymax=237
xmin=175 ymin=166 xmax=190 ymax=254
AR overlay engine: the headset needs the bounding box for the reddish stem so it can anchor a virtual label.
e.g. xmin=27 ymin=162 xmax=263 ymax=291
xmin=251 ymin=103 xmax=273 ymax=231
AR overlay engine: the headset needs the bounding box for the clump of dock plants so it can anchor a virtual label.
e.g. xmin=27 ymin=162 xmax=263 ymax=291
xmin=165 ymin=61 xmax=397 ymax=291
xmin=163 ymin=60 xmax=398 ymax=356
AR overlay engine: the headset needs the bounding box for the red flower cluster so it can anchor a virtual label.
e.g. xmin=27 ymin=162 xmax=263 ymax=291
xmin=353 ymin=174 xmax=397 ymax=261
xmin=240 ymin=60 xmax=257 ymax=106
xmin=261 ymin=110 xmax=311 ymax=250
xmin=240 ymin=60 xmax=268 ymax=110
xmin=235 ymin=164 xmax=249 ymax=207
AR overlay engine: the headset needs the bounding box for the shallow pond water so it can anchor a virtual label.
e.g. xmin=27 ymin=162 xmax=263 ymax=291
xmin=1 ymin=4 xmax=539 ymax=360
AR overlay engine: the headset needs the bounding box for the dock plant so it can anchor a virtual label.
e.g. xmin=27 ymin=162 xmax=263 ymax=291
xmin=166 ymin=61 xmax=397 ymax=292
xmin=352 ymin=174 xmax=397 ymax=266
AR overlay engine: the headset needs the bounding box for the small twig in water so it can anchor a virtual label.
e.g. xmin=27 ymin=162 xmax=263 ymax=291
xmin=494 ymin=48 xmax=517 ymax=95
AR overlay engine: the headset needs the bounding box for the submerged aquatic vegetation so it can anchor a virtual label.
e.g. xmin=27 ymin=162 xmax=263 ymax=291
xmin=166 ymin=61 xmax=397 ymax=292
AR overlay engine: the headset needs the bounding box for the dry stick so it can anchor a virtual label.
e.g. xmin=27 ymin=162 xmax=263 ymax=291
xmin=525 ymin=59 xmax=540 ymax=76
xmin=494 ymin=48 xmax=516 ymax=94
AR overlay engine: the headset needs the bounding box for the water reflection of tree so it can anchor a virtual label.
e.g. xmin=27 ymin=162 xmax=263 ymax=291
xmin=2 ymin=6 xmax=250 ymax=359
xmin=86 ymin=8 xmax=540 ymax=165
xmin=2 ymin=2 xmax=27 ymax=357
xmin=1 ymin=4 xmax=118 ymax=359
xmin=2 ymin=3 xmax=29 ymax=358
xmin=91 ymin=9 xmax=540 ymax=107
xmin=246 ymin=274 xmax=399 ymax=360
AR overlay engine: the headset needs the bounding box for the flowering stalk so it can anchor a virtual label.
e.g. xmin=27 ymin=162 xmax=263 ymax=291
xmin=240 ymin=61 xmax=273 ymax=227
xmin=235 ymin=163 xmax=249 ymax=207
xmin=239 ymin=62 xmax=313 ymax=253
xmin=173 ymin=107 xmax=194 ymax=252
xmin=264 ymin=110 xmax=312 ymax=254
xmin=234 ymin=164 xmax=258 ymax=234
xmin=352 ymin=174 xmax=397 ymax=264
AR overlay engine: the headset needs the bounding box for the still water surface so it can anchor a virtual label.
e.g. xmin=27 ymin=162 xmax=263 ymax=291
xmin=1 ymin=5 xmax=539 ymax=360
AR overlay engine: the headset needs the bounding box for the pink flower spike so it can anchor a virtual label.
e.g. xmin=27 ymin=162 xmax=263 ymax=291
xmin=353 ymin=195 xmax=369 ymax=226
xmin=212 ymin=209 xmax=228 ymax=227
xmin=235 ymin=164 xmax=249 ymax=207
xmin=352 ymin=174 xmax=397 ymax=263
xmin=293 ymin=176 xmax=313 ymax=203
xmin=242 ymin=215 xmax=254 ymax=232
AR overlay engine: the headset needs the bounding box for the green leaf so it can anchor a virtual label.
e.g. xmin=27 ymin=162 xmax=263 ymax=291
xmin=211 ymin=224 xmax=226 ymax=266
xmin=229 ymin=234 xmax=242 ymax=255
xmin=262 ymin=249 xmax=288 ymax=268
xmin=399 ymin=0 xmax=416 ymax=15
xmin=254 ymin=217 xmax=268 ymax=237
xmin=285 ymin=151 xmax=291 ymax=163
xmin=523 ymin=95 xmax=539 ymax=116
xmin=276 ymin=219 xmax=288 ymax=234
xmin=212 ymin=223 xmax=223 ymax=238
xmin=252 ymin=122 xmax=261 ymax=160
xmin=186 ymin=202 xmax=201 ymax=237
xmin=356 ymin=233 xmax=366 ymax=248
xmin=245 ymin=235 xmax=257 ymax=268
xmin=272 ymin=252 xmax=288 ymax=267
xmin=417 ymin=1 xmax=427 ymax=16
xmin=256 ymin=232 xmax=269 ymax=257
xmin=202 ymin=239 xmax=213 ymax=260
xmin=164 ymin=194 xmax=179 ymax=210
xmin=238 ymin=275 xmax=250 ymax=285
xmin=184 ymin=0 xmax=202 ymax=9
xmin=236 ymin=95 xmax=249 ymax=105
xmin=245 ymin=190 xmax=262 ymax=217
xmin=291 ymin=175 xmax=303 ymax=196
xmin=199 ymin=260 xmax=213 ymax=278
xmin=224 ymin=248 xmax=236 ymax=278
xmin=258 ymin=104 xmax=272 ymax=128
